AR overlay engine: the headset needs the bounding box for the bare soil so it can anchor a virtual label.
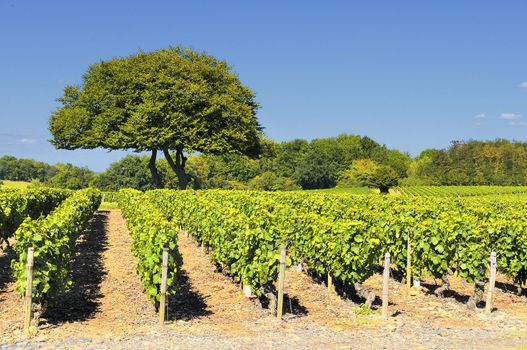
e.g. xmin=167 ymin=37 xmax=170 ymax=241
xmin=1 ymin=209 xmax=527 ymax=349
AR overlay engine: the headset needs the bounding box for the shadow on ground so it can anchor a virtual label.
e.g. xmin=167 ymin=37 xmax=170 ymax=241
xmin=496 ymin=280 xmax=523 ymax=295
xmin=43 ymin=211 xmax=109 ymax=324
xmin=168 ymin=270 xmax=211 ymax=321
xmin=421 ymin=282 xmax=471 ymax=305
xmin=283 ymin=294 xmax=308 ymax=316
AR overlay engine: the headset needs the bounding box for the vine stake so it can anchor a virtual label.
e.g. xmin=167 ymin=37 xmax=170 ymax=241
xmin=24 ymin=247 xmax=34 ymax=334
xmin=328 ymin=273 xmax=335 ymax=293
xmin=382 ymin=252 xmax=390 ymax=319
xmin=277 ymin=245 xmax=287 ymax=319
xmin=485 ymin=252 xmax=497 ymax=314
xmin=406 ymin=232 xmax=412 ymax=289
xmin=159 ymin=248 xmax=169 ymax=324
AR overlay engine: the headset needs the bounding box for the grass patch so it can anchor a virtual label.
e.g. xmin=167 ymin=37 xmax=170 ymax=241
xmin=352 ymin=304 xmax=376 ymax=316
xmin=99 ymin=202 xmax=119 ymax=210
xmin=305 ymin=187 xmax=375 ymax=195
xmin=0 ymin=180 xmax=31 ymax=189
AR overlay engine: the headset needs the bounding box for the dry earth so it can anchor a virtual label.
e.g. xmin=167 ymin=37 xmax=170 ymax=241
xmin=1 ymin=209 xmax=527 ymax=349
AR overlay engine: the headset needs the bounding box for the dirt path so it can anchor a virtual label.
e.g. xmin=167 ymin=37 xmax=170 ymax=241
xmin=0 ymin=210 xmax=157 ymax=343
xmin=0 ymin=238 xmax=18 ymax=339
xmin=47 ymin=210 xmax=157 ymax=337
xmin=165 ymin=232 xmax=271 ymax=335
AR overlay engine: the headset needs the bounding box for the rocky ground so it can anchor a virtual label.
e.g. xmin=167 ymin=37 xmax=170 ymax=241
xmin=1 ymin=209 xmax=527 ymax=349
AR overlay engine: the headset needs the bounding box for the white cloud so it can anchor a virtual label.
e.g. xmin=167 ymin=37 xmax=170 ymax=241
xmin=500 ymin=113 xmax=522 ymax=120
xmin=19 ymin=138 xmax=38 ymax=144
xmin=519 ymin=82 xmax=527 ymax=89
xmin=474 ymin=113 xmax=489 ymax=119
xmin=0 ymin=133 xmax=44 ymax=146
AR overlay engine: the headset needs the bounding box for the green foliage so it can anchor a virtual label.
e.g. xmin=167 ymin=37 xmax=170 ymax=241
xmin=396 ymin=186 xmax=527 ymax=197
xmin=91 ymin=155 xmax=157 ymax=191
xmin=147 ymin=190 xmax=285 ymax=295
xmin=0 ymin=156 xmax=58 ymax=182
xmin=118 ymin=189 xmax=182 ymax=303
xmin=368 ymin=165 xmax=399 ymax=193
xmin=149 ymin=189 xmax=527 ymax=294
xmin=409 ymin=140 xmax=527 ymax=185
xmin=50 ymin=46 xmax=263 ymax=189
xmin=247 ymin=172 xmax=300 ymax=191
xmin=147 ymin=190 xmax=381 ymax=294
xmin=186 ymin=153 xmax=261 ymax=189
xmin=0 ymin=188 xmax=71 ymax=243
xmin=11 ymin=188 xmax=101 ymax=303
xmin=338 ymin=159 xmax=399 ymax=193
xmin=353 ymin=304 xmax=376 ymax=315
xmin=45 ymin=163 xmax=95 ymax=190
xmin=397 ymin=177 xmax=431 ymax=187
xmin=293 ymin=135 xmax=409 ymax=189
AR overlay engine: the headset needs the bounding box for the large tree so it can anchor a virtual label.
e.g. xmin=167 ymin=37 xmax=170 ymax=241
xmin=49 ymin=47 xmax=262 ymax=189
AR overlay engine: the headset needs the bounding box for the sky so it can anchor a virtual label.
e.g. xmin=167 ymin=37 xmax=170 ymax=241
xmin=1 ymin=1 xmax=526 ymax=172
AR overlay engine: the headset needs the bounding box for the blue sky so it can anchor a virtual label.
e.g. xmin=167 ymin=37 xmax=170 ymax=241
xmin=1 ymin=1 xmax=526 ymax=171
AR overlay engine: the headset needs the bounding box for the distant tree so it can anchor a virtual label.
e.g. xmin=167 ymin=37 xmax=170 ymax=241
xmin=406 ymin=152 xmax=439 ymax=185
xmin=46 ymin=163 xmax=94 ymax=189
xmin=270 ymin=139 xmax=308 ymax=178
xmin=338 ymin=159 xmax=378 ymax=188
xmin=247 ymin=171 xmax=300 ymax=191
xmin=408 ymin=140 xmax=527 ymax=186
xmin=0 ymin=156 xmax=57 ymax=182
xmin=28 ymin=179 xmax=43 ymax=188
xmin=292 ymin=134 xmax=409 ymax=189
xmin=338 ymin=159 xmax=399 ymax=193
xmin=368 ymin=165 xmax=399 ymax=193
xmin=186 ymin=153 xmax=260 ymax=189
xmin=91 ymin=155 xmax=156 ymax=191
xmin=49 ymin=46 xmax=262 ymax=189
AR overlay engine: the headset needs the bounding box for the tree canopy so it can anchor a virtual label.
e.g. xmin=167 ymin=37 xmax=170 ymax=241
xmin=338 ymin=159 xmax=399 ymax=193
xmin=408 ymin=140 xmax=527 ymax=185
xmin=0 ymin=156 xmax=57 ymax=182
xmin=49 ymin=46 xmax=262 ymax=189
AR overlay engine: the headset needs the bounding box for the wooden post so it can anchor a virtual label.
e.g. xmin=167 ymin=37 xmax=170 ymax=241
xmin=485 ymin=251 xmax=497 ymax=314
xmin=382 ymin=252 xmax=390 ymax=319
xmin=328 ymin=273 xmax=335 ymax=293
xmin=159 ymin=248 xmax=169 ymax=324
xmin=406 ymin=232 xmax=412 ymax=289
xmin=277 ymin=244 xmax=287 ymax=319
xmin=24 ymin=247 xmax=34 ymax=333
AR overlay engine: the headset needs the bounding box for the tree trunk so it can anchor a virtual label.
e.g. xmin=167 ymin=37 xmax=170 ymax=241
xmin=163 ymin=149 xmax=191 ymax=190
xmin=354 ymin=282 xmax=376 ymax=308
xmin=148 ymin=149 xmax=163 ymax=188
xmin=434 ymin=269 xmax=452 ymax=297
xmin=467 ymin=279 xmax=485 ymax=310
xmin=379 ymin=185 xmax=390 ymax=194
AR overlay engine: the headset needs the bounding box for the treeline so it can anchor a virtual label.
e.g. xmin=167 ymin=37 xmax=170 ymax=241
xmin=0 ymin=156 xmax=94 ymax=189
xmin=90 ymin=134 xmax=409 ymax=191
xmin=3 ymin=138 xmax=527 ymax=191
xmin=408 ymin=139 xmax=527 ymax=186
